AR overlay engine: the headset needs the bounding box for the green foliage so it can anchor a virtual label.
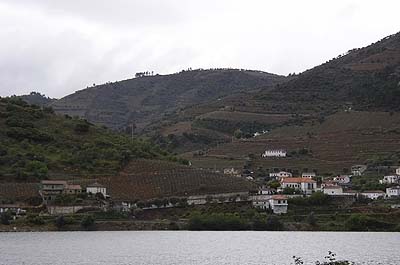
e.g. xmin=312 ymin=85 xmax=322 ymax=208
xmin=193 ymin=118 xmax=269 ymax=136
xmin=0 ymin=211 xmax=11 ymax=225
xmin=307 ymin=212 xmax=317 ymax=226
xmin=307 ymin=192 xmax=330 ymax=206
xmin=55 ymin=215 xmax=66 ymax=229
xmin=188 ymin=212 xmax=248 ymax=230
xmin=26 ymin=214 xmax=45 ymax=225
xmin=345 ymin=214 xmax=393 ymax=231
xmin=74 ymin=122 xmax=90 ymax=134
xmin=252 ymin=215 xmax=284 ymax=231
xmin=80 ymin=214 xmax=95 ymax=229
xmin=0 ymin=97 xmax=173 ymax=180
xmin=289 ymin=192 xmax=330 ymax=206
xmin=283 ymin=187 xmax=302 ymax=195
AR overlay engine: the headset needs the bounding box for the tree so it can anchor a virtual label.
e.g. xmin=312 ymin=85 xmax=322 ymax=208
xmin=0 ymin=212 xmax=10 ymax=225
xmin=308 ymin=191 xmax=330 ymax=206
xmin=307 ymin=212 xmax=317 ymax=226
xmin=25 ymin=160 xmax=48 ymax=179
xmin=55 ymin=215 xmax=66 ymax=229
xmin=233 ymin=129 xmax=243 ymax=139
xmin=265 ymin=216 xmax=283 ymax=231
xmin=81 ymin=214 xmax=95 ymax=230
xmin=74 ymin=123 xmax=90 ymax=134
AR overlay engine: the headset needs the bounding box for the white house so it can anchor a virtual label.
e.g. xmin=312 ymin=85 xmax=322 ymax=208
xmin=269 ymin=195 xmax=288 ymax=214
xmin=280 ymin=178 xmax=317 ymax=195
xmin=258 ymin=187 xmax=276 ymax=195
xmin=269 ymin=171 xmax=292 ymax=179
xmin=386 ymin=186 xmax=400 ymax=198
xmin=360 ymin=190 xmax=385 ymax=200
xmin=351 ymin=165 xmax=367 ymax=176
xmin=301 ymin=172 xmax=316 ymax=179
xmin=86 ymin=183 xmax=107 ymax=197
xmin=251 ymin=194 xmax=288 ymax=214
xmin=323 ymin=185 xmax=343 ymax=195
xmin=262 ymin=149 xmax=286 ymax=158
xmin=379 ymin=175 xmax=400 ymax=184
xmin=251 ymin=195 xmax=271 ymax=210
xmin=333 ymin=175 xmax=351 ymax=184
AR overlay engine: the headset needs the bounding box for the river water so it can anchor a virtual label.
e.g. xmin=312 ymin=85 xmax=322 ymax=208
xmin=1 ymin=231 xmax=399 ymax=265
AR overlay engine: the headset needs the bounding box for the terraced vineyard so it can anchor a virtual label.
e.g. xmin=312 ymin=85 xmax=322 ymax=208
xmin=0 ymin=183 xmax=40 ymax=202
xmin=189 ymin=111 xmax=400 ymax=174
xmin=103 ymin=160 xmax=254 ymax=201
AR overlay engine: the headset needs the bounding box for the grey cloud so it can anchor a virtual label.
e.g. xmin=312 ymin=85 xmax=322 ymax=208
xmin=0 ymin=0 xmax=399 ymax=98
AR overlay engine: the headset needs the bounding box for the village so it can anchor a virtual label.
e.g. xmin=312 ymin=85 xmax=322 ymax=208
xmin=1 ymin=147 xmax=400 ymax=229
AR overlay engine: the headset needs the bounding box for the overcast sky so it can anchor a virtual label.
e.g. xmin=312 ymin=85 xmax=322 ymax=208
xmin=0 ymin=0 xmax=399 ymax=98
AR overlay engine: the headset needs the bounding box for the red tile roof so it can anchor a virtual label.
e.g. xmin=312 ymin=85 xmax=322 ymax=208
xmin=66 ymin=184 xmax=82 ymax=190
xmin=271 ymin=195 xmax=287 ymax=200
xmin=41 ymin=180 xmax=67 ymax=185
xmin=362 ymin=190 xmax=385 ymax=193
xmin=281 ymin=177 xmax=316 ymax=184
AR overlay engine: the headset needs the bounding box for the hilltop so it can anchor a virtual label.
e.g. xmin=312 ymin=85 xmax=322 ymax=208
xmin=254 ymin=31 xmax=400 ymax=113
xmin=19 ymin=92 xmax=56 ymax=107
xmin=50 ymin=69 xmax=286 ymax=131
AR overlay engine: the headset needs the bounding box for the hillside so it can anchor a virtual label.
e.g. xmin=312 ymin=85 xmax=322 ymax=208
xmin=97 ymin=159 xmax=254 ymax=201
xmin=187 ymin=111 xmax=400 ymax=174
xmin=174 ymin=32 xmax=400 ymax=173
xmin=0 ymin=97 xmax=175 ymax=182
xmin=255 ymin=31 xmax=400 ymax=113
xmin=50 ymin=69 xmax=286 ymax=131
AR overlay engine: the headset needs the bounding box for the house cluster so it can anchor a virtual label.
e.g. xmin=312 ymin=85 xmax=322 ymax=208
xmin=378 ymin=167 xmax=400 ymax=199
xmin=40 ymin=180 xmax=107 ymax=204
xmin=251 ymin=187 xmax=288 ymax=214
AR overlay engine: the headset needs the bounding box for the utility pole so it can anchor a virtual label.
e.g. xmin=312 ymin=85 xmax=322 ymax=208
xmin=131 ymin=123 xmax=134 ymax=142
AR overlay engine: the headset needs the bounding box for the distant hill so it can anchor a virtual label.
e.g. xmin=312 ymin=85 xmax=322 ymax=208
xmin=255 ymin=31 xmax=400 ymax=113
xmin=178 ymin=32 xmax=400 ymax=174
xmin=50 ymin=69 xmax=286 ymax=131
xmin=0 ymin=97 xmax=177 ymax=182
xmin=153 ymin=32 xmax=400 ymax=154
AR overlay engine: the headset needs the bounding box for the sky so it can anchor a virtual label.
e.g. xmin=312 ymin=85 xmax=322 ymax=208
xmin=0 ymin=0 xmax=399 ymax=98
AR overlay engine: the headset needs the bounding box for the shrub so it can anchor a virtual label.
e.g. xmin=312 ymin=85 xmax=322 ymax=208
xmin=308 ymin=192 xmax=330 ymax=206
xmin=0 ymin=212 xmax=11 ymax=225
xmin=307 ymin=212 xmax=317 ymax=226
xmin=27 ymin=214 xmax=45 ymax=225
xmin=74 ymin=123 xmax=90 ymax=134
xmin=55 ymin=215 xmax=66 ymax=229
xmin=345 ymin=214 xmax=392 ymax=231
xmin=188 ymin=213 xmax=248 ymax=231
xmin=265 ymin=216 xmax=284 ymax=231
xmin=80 ymin=214 xmax=95 ymax=230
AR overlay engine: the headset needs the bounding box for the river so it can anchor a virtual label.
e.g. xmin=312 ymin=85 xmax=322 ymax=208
xmin=1 ymin=231 xmax=399 ymax=265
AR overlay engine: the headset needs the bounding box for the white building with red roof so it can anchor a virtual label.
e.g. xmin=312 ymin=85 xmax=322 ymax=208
xmin=280 ymin=177 xmax=317 ymax=195
xmin=269 ymin=195 xmax=288 ymax=214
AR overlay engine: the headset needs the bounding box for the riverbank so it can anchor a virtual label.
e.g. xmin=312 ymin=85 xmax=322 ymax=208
xmin=2 ymin=199 xmax=400 ymax=232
